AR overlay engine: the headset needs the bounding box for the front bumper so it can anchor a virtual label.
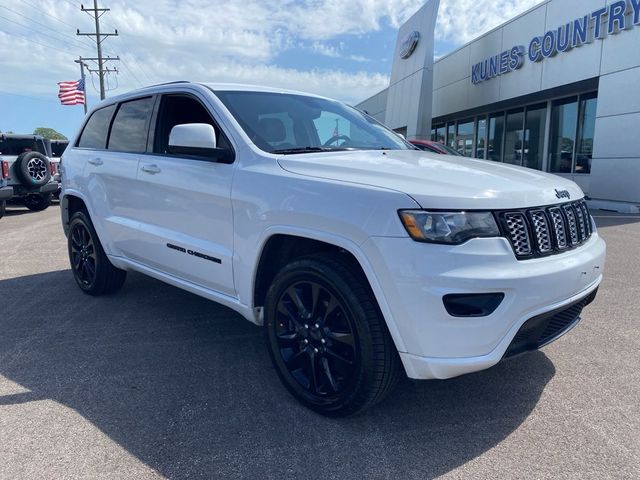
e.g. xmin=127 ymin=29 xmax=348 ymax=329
xmin=0 ymin=186 xmax=13 ymax=201
xmin=362 ymin=232 xmax=606 ymax=380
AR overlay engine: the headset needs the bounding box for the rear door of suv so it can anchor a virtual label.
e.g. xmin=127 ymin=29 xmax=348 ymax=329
xmin=76 ymin=97 xmax=154 ymax=257
xmin=121 ymin=91 xmax=236 ymax=296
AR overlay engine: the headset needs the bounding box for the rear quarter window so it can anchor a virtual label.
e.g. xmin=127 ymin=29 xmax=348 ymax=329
xmin=77 ymin=104 xmax=117 ymax=149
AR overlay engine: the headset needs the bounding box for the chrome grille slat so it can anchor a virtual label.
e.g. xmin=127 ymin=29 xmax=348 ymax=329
xmin=501 ymin=200 xmax=592 ymax=259
xmin=529 ymin=210 xmax=552 ymax=253
xmin=504 ymin=212 xmax=532 ymax=256
xmin=563 ymin=204 xmax=579 ymax=245
xmin=548 ymin=207 xmax=568 ymax=249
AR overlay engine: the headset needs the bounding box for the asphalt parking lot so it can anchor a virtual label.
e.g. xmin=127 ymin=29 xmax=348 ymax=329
xmin=0 ymin=204 xmax=639 ymax=479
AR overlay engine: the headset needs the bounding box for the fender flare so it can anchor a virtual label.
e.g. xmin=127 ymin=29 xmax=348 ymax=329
xmin=248 ymin=225 xmax=408 ymax=353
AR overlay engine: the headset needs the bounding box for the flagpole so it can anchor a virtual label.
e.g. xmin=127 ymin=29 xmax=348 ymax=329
xmin=74 ymin=57 xmax=88 ymax=114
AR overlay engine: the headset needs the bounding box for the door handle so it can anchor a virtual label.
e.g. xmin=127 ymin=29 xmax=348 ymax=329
xmin=88 ymin=157 xmax=103 ymax=166
xmin=141 ymin=164 xmax=161 ymax=174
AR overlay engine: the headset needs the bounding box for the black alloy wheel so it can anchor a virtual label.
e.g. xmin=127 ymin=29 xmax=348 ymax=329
xmin=67 ymin=211 xmax=127 ymax=295
xmin=265 ymin=254 xmax=402 ymax=416
xmin=70 ymin=220 xmax=98 ymax=289
xmin=274 ymin=280 xmax=358 ymax=400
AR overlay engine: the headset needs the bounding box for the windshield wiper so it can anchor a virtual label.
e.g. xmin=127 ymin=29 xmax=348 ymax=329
xmin=270 ymin=146 xmax=350 ymax=155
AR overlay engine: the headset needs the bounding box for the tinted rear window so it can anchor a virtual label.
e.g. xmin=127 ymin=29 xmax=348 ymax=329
xmin=0 ymin=137 xmax=47 ymax=155
xmin=78 ymin=104 xmax=117 ymax=149
xmin=51 ymin=142 xmax=68 ymax=157
xmin=108 ymin=97 xmax=154 ymax=153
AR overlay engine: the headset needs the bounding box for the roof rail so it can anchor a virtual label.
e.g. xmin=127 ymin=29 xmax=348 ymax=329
xmin=142 ymin=80 xmax=191 ymax=88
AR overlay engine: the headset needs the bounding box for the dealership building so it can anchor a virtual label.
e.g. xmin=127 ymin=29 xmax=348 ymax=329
xmin=357 ymin=0 xmax=640 ymax=212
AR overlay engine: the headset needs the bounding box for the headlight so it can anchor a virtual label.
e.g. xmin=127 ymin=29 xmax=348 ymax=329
xmin=398 ymin=210 xmax=500 ymax=244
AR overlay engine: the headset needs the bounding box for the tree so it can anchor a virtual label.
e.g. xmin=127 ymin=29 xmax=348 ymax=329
xmin=33 ymin=127 xmax=67 ymax=140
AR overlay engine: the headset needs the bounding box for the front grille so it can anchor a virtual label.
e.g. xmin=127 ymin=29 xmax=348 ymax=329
xmin=503 ymin=289 xmax=597 ymax=358
xmin=498 ymin=199 xmax=593 ymax=259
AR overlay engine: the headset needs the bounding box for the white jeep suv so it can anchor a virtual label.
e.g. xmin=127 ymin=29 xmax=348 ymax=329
xmin=60 ymin=82 xmax=606 ymax=416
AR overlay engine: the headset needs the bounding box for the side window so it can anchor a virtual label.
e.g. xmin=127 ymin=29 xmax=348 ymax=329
xmin=108 ymin=97 xmax=154 ymax=153
xmin=153 ymin=94 xmax=232 ymax=155
xmin=77 ymin=104 xmax=117 ymax=149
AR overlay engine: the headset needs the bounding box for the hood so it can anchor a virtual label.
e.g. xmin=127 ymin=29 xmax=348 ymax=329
xmin=277 ymin=150 xmax=584 ymax=210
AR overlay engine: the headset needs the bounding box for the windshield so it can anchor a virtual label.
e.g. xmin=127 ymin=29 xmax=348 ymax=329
xmin=0 ymin=137 xmax=48 ymax=156
xmin=214 ymin=90 xmax=411 ymax=154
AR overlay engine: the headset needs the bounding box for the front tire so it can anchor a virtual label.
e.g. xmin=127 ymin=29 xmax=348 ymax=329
xmin=264 ymin=254 xmax=402 ymax=416
xmin=68 ymin=211 xmax=127 ymax=295
xmin=24 ymin=193 xmax=51 ymax=211
xmin=0 ymin=200 xmax=5 ymax=218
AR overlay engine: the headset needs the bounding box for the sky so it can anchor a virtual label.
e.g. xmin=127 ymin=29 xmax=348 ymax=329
xmin=0 ymin=0 xmax=543 ymax=139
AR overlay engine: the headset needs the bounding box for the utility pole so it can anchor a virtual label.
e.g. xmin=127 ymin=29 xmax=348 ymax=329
xmin=77 ymin=0 xmax=118 ymax=100
xmin=74 ymin=57 xmax=89 ymax=114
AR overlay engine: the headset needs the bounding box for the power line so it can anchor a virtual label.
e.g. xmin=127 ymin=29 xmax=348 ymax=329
xmin=17 ymin=0 xmax=96 ymax=50
xmin=0 ymin=20 xmax=77 ymax=56
xmin=0 ymin=13 xmax=84 ymax=53
xmin=0 ymin=3 xmax=94 ymax=52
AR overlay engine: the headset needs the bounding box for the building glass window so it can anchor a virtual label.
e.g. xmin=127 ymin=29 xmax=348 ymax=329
xmin=475 ymin=117 xmax=487 ymax=159
xmin=487 ymin=113 xmax=504 ymax=162
xmin=456 ymin=119 xmax=474 ymax=157
xmin=523 ymin=104 xmax=546 ymax=170
xmin=575 ymin=93 xmax=597 ymax=174
xmin=504 ymin=109 xmax=524 ymax=165
xmin=447 ymin=123 xmax=456 ymax=149
xmin=549 ymin=96 xmax=578 ymax=173
xmin=431 ymin=123 xmax=446 ymax=143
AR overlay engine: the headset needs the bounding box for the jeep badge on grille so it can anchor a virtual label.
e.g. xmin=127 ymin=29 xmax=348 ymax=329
xmin=555 ymin=189 xmax=571 ymax=200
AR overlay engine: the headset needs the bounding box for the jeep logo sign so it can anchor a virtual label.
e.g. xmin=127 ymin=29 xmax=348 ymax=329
xmin=555 ymin=189 xmax=571 ymax=200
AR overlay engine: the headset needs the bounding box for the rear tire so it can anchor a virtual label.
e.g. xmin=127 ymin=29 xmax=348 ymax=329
xmin=68 ymin=210 xmax=127 ymax=296
xmin=264 ymin=253 xmax=402 ymax=417
xmin=0 ymin=200 xmax=5 ymax=218
xmin=24 ymin=193 xmax=51 ymax=211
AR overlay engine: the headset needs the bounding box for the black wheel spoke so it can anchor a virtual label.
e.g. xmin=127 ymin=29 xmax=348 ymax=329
xmin=276 ymin=332 xmax=299 ymax=347
xmin=325 ymin=347 xmax=353 ymax=365
xmin=286 ymin=286 xmax=308 ymax=318
xmin=307 ymin=351 xmax=320 ymax=394
xmin=321 ymin=357 xmax=338 ymax=392
xmin=285 ymin=348 xmax=307 ymax=370
xmin=327 ymin=331 xmax=355 ymax=348
xmin=277 ymin=302 xmax=304 ymax=329
xmin=84 ymin=258 xmax=96 ymax=280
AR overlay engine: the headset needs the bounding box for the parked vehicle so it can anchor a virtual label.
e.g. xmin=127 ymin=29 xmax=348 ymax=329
xmin=60 ymin=82 xmax=606 ymax=416
xmin=43 ymin=138 xmax=67 ymax=198
xmin=410 ymin=139 xmax=463 ymax=156
xmin=0 ymin=134 xmax=60 ymax=211
xmin=0 ymin=158 xmax=12 ymax=218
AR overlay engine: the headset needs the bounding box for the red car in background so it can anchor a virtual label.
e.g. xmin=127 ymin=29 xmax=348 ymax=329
xmin=410 ymin=139 xmax=463 ymax=156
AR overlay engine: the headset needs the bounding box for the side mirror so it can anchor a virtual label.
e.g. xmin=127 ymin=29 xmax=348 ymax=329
xmin=168 ymin=123 xmax=233 ymax=163
xmin=169 ymin=123 xmax=217 ymax=150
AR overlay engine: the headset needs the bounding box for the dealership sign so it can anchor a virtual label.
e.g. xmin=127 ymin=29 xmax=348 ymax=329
xmin=472 ymin=0 xmax=640 ymax=84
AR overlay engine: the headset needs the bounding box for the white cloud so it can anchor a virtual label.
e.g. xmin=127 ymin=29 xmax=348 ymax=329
xmin=435 ymin=0 xmax=543 ymax=44
xmin=0 ymin=0 xmax=544 ymax=107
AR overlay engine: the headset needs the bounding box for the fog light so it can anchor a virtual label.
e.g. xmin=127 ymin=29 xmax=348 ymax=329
xmin=443 ymin=293 xmax=505 ymax=317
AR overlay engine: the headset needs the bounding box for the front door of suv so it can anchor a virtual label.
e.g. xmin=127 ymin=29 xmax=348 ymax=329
xmin=126 ymin=92 xmax=236 ymax=297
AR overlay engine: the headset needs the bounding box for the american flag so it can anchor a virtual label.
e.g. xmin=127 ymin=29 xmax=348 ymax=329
xmin=57 ymin=79 xmax=85 ymax=106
